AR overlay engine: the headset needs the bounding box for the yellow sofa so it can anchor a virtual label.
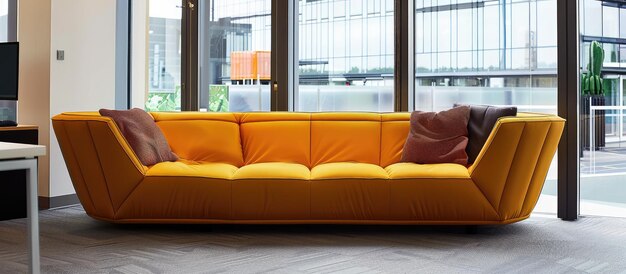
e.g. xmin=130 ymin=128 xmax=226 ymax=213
xmin=51 ymin=112 xmax=564 ymax=225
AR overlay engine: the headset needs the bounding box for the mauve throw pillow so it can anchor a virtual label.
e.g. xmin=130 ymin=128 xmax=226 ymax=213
xmin=401 ymin=106 xmax=470 ymax=165
xmin=455 ymin=104 xmax=517 ymax=164
xmin=99 ymin=108 xmax=178 ymax=166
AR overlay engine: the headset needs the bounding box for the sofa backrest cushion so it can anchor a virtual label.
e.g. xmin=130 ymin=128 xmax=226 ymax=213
xmin=148 ymin=111 xmax=496 ymax=168
xmin=153 ymin=113 xmax=244 ymax=167
xmin=240 ymin=113 xmax=311 ymax=167
xmin=380 ymin=113 xmax=411 ymax=167
xmin=99 ymin=108 xmax=178 ymax=166
xmin=311 ymin=113 xmax=381 ymax=166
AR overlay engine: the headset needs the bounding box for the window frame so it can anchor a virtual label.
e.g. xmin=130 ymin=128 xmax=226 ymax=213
xmin=6 ymin=0 xmax=17 ymax=41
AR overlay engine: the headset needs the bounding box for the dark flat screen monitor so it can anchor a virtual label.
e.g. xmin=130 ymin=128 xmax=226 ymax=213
xmin=0 ymin=42 xmax=19 ymax=101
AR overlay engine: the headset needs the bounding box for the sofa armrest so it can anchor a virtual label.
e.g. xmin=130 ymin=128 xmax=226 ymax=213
xmin=52 ymin=112 xmax=147 ymax=219
xmin=468 ymin=113 xmax=564 ymax=220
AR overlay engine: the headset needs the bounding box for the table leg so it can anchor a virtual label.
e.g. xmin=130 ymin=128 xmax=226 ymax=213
xmin=26 ymin=159 xmax=40 ymax=274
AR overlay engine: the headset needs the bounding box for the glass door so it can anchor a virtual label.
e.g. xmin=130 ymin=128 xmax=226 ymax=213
xmin=198 ymin=0 xmax=272 ymax=112
xmin=579 ymin=0 xmax=626 ymax=217
xmin=145 ymin=0 xmax=183 ymax=111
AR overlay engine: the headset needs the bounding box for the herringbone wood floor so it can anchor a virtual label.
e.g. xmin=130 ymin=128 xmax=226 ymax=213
xmin=1 ymin=206 xmax=626 ymax=273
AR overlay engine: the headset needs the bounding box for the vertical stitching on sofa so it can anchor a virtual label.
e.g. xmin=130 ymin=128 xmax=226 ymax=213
xmin=115 ymin=177 xmax=147 ymax=218
xmin=469 ymin=181 xmax=500 ymax=219
xmin=239 ymin=114 xmax=247 ymax=167
xmin=469 ymin=182 xmax=501 ymax=220
xmin=496 ymin=123 xmax=527 ymax=213
xmin=380 ymin=115 xmax=390 ymax=219
xmin=499 ymin=122 xmax=550 ymax=218
xmin=520 ymin=122 xmax=553 ymax=215
xmin=99 ymin=119 xmax=148 ymax=218
xmin=230 ymin=176 xmax=234 ymax=220
xmin=309 ymin=113 xmax=313 ymax=219
xmin=309 ymin=113 xmax=313 ymax=169
xmin=467 ymin=123 xmax=502 ymax=216
xmin=234 ymin=115 xmax=242 ymax=220
xmin=107 ymin=118 xmax=146 ymax=174
xmin=60 ymin=121 xmax=97 ymax=211
xmin=379 ymin=114 xmax=383 ymax=167
xmin=86 ymin=122 xmax=117 ymax=216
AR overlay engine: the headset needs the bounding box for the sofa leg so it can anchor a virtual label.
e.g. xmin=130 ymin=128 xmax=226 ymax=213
xmin=464 ymin=225 xmax=478 ymax=234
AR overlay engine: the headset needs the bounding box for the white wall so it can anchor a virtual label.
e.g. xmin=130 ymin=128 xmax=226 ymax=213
xmin=49 ymin=0 xmax=117 ymax=197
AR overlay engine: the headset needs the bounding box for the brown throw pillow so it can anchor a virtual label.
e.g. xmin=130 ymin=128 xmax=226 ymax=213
xmin=457 ymin=104 xmax=517 ymax=164
xmin=99 ymin=108 xmax=178 ymax=166
xmin=401 ymin=106 xmax=470 ymax=165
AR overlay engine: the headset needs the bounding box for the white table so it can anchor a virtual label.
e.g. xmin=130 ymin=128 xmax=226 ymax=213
xmin=0 ymin=141 xmax=46 ymax=274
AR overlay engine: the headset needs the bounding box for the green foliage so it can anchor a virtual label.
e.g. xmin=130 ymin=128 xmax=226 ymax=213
xmin=603 ymin=78 xmax=617 ymax=96
xmin=145 ymin=86 xmax=181 ymax=111
xmin=611 ymin=51 xmax=617 ymax=62
xmin=582 ymin=41 xmax=605 ymax=95
xmin=208 ymin=85 xmax=229 ymax=112
xmin=366 ymin=67 xmax=394 ymax=74
xmin=299 ymin=68 xmax=329 ymax=75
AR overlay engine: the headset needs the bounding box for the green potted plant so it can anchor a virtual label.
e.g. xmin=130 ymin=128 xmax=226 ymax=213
xmin=581 ymin=41 xmax=606 ymax=150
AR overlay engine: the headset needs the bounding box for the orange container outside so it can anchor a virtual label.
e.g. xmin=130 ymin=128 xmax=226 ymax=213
xmin=230 ymin=51 xmax=271 ymax=81
xmin=230 ymin=52 xmax=242 ymax=80
xmin=255 ymin=51 xmax=271 ymax=80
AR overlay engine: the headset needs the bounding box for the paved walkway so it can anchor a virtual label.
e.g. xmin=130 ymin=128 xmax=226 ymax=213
xmin=581 ymin=142 xmax=626 ymax=175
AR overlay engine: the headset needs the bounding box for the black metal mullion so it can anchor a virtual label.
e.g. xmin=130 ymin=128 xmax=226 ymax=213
xmin=7 ymin=0 xmax=17 ymax=41
xmin=395 ymin=0 xmax=414 ymax=112
xmin=181 ymin=0 xmax=199 ymax=111
xmin=127 ymin=0 xmax=133 ymax=109
xmin=271 ymin=0 xmax=296 ymax=111
xmin=557 ymin=0 xmax=580 ymax=221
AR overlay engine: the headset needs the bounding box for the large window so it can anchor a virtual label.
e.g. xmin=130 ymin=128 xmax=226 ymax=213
xmin=296 ymin=0 xmax=395 ymax=112
xmin=134 ymin=0 xmax=621 ymax=219
xmin=415 ymin=0 xmax=557 ymax=113
xmin=579 ymin=0 xmax=626 ymax=217
xmin=199 ymin=0 xmax=272 ymax=112
xmin=144 ymin=0 xmax=393 ymax=112
xmin=414 ymin=0 xmax=558 ymax=213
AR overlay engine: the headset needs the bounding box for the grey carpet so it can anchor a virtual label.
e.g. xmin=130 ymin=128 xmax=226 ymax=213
xmin=1 ymin=206 xmax=626 ymax=274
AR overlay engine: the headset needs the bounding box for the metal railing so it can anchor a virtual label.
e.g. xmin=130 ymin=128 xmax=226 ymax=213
xmin=589 ymin=104 xmax=626 ymax=173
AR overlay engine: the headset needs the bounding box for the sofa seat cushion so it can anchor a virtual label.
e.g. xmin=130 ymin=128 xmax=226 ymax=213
xmin=385 ymin=163 xmax=469 ymax=179
xmin=234 ymin=163 xmax=310 ymax=180
xmin=147 ymin=160 xmax=238 ymax=179
xmin=311 ymin=162 xmax=389 ymax=180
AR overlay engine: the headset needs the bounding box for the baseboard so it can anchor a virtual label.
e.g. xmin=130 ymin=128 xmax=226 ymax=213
xmin=39 ymin=194 xmax=80 ymax=210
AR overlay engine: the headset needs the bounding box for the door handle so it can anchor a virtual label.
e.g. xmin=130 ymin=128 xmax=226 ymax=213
xmin=176 ymin=1 xmax=195 ymax=10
